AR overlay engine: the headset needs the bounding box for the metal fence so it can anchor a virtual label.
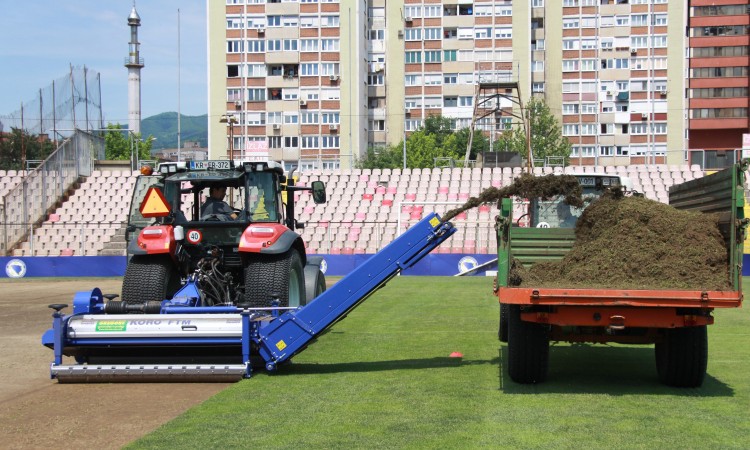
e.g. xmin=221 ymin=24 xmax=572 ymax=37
xmin=2 ymin=131 xmax=103 ymax=254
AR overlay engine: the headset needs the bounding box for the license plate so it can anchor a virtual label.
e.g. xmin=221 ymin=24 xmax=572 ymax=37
xmin=190 ymin=160 xmax=231 ymax=170
xmin=579 ymin=177 xmax=595 ymax=186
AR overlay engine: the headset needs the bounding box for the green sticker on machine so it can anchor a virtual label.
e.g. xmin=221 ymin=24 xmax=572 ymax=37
xmin=95 ymin=320 xmax=128 ymax=332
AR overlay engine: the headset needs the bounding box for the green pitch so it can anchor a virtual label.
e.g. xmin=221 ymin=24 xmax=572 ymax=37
xmin=129 ymin=276 xmax=750 ymax=449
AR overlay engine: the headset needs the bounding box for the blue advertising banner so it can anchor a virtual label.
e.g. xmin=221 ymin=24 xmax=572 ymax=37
xmin=0 ymin=255 xmax=498 ymax=278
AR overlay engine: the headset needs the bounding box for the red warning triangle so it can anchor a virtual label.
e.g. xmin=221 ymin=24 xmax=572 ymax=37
xmin=139 ymin=187 xmax=171 ymax=218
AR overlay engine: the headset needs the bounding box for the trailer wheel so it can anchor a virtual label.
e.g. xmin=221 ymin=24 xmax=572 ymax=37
xmin=121 ymin=255 xmax=181 ymax=304
xmin=507 ymin=305 xmax=549 ymax=384
xmin=499 ymin=303 xmax=509 ymax=342
xmin=244 ymin=249 xmax=305 ymax=308
xmin=655 ymin=326 xmax=707 ymax=388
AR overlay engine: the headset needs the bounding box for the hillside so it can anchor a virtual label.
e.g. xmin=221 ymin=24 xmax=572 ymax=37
xmin=141 ymin=112 xmax=207 ymax=150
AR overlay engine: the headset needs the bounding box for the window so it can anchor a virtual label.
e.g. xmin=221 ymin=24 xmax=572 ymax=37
xmin=267 ymin=40 xmax=282 ymax=52
xmin=300 ymin=39 xmax=318 ymax=51
xmin=247 ymin=112 xmax=266 ymax=125
xmin=268 ymin=136 xmax=282 ymax=149
xmin=284 ymin=136 xmax=299 ymax=148
xmin=532 ymin=60 xmax=544 ymax=72
xmin=322 ymin=136 xmax=340 ymax=148
xmin=322 ymin=112 xmax=340 ymax=124
xmin=444 ymin=73 xmax=457 ymax=84
xmin=443 ymin=50 xmax=457 ymax=62
xmin=320 ymin=63 xmax=339 ymax=76
xmin=321 ymin=15 xmax=340 ymax=26
xmin=563 ymin=104 xmax=579 ymax=115
xmin=405 ymin=51 xmax=422 ymax=63
xmin=532 ymin=82 xmax=545 ymax=93
xmin=424 ymin=28 xmax=441 ymax=40
xmin=301 ymin=112 xmax=318 ymax=124
xmin=282 ymin=15 xmax=299 ymax=27
xmin=404 ymin=6 xmax=422 ymax=18
xmin=284 ymin=113 xmax=299 ymax=124
xmin=321 ymin=39 xmax=339 ymax=51
xmin=301 ymin=63 xmax=318 ymax=76
xmin=563 ymin=60 xmax=579 ymax=72
xmin=267 ymin=112 xmax=282 ymax=124
xmin=367 ymin=73 xmax=384 ymax=85
xmin=475 ymin=27 xmax=492 ymax=39
xmin=227 ymin=40 xmax=244 ymax=53
xmin=227 ymin=89 xmax=242 ymax=102
xmin=600 ymin=123 xmax=614 ymax=135
xmin=284 ymin=39 xmax=298 ymax=51
xmin=405 ymin=75 xmax=421 ymax=86
xmin=581 ymin=59 xmax=596 ymax=71
xmin=247 ymin=40 xmax=265 ymax=52
xmin=369 ymin=120 xmax=385 ymax=131
xmin=495 ymin=27 xmax=512 ymax=38
xmin=563 ymin=124 xmax=579 ymax=136
xmin=405 ymin=28 xmax=422 ymax=41
xmin=247 ymin=88 xmax=266 ymax=101
xmin=581 ymin=124 xmax=597 ymax=135
xmin=581 ymin=103 xmax=597 ymax=114
xmin=460 ymin=96 xmax=473 ymax=107
xmin=444 ymin=96 xmax=458 ymax=107
xmin=228 ymin=65 xmax=240 ymax=78
xmin=563 ymin=18 xmax=579 ymax=29
xmin=268 ymin=16 xmax=281 ymax=27
xmin=300 ymin=16 xmax=319 ymax=27
xmin=424 ymin=74 xmax=441 ymax=85
xmin=425 ymin=51 xmax=441 ymax=63
xmin=301 ymin=136 xmax=319 ymax=148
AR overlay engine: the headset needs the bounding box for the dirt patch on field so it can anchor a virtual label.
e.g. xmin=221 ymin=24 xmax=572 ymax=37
xmin=0 ymin=278 xmax=230 ymax=449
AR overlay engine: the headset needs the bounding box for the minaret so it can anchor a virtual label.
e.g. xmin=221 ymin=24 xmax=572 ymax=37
xmin=125 ymin=3 xmax=144 ymax=134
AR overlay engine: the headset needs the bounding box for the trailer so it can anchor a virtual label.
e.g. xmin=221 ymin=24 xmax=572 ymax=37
xmin=495 ymin=162 xmax=747 ymax=387
xmin=42 ymin=213 xmax=456 ymax=382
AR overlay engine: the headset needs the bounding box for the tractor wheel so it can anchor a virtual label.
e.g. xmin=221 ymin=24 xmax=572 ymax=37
xmin=655 ymin=326 xmax=708 ymax=388
xmin=244 ymin=249 xmax=305 ymax=308
xmin=304 ymin=265 xmax=326 ymax=304
xmin=121 ymin=255 xmax=181 ymax=304
xmin=507 ymin=305 xmax=549 ymax=384
xmin=499 ymin=303 xmax=509 ymax=342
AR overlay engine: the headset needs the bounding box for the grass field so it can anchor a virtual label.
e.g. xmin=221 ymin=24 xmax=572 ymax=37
xmin=129 ymin=276 xmax=750 ymax=449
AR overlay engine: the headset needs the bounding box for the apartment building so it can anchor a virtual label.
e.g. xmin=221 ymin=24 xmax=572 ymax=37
xmin=688 ymin=1 xmax=750 ymax=168
xmin=208 ymin=0 xmax=745 ymax=170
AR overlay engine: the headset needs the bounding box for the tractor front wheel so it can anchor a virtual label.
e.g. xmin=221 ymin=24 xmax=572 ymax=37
xmin=121 ymin=255 xmax=181 ymax=304
xmin=244 ymin=249 xmax=305 ymax=308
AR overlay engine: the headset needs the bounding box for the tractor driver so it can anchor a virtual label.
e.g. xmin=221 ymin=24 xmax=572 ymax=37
xmin=201 ymin=185 xmax=239 ymax=220
xmin=556 ymin=201 xmax=577 ymax=228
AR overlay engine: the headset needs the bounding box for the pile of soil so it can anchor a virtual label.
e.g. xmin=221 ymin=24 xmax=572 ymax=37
xmin=441 ymin=173 xmax=731 ymax=291
xmin=515 ymin=193 xmax=731 ymax=290
xmin=442 ymin=173 xmax=584 ymax=222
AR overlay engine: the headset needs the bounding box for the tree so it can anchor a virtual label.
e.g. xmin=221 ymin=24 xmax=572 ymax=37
xmin=356 ymin=114 xmax=493 ymax=169
xmin=494 ymin=97 xmax=571 ymax=165
xmin=104 ymin=123 xmax=154 ymax=161
xmin=0 ymin=128 xmax=55 ymax=171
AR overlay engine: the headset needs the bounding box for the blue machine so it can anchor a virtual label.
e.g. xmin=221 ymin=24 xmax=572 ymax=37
xmin=42 ymin=214 xmax=457 ymax=382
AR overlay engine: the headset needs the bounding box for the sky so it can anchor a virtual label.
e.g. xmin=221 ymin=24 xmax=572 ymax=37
xmin=0 ymin=1 xmax=207 ymax=125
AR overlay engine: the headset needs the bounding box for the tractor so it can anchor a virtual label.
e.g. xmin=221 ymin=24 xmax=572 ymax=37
xmin=122 ymin=160 xmax=326 ymax=311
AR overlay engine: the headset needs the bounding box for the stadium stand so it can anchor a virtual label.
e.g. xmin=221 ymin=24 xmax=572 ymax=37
xmin=2 ymin=164 xmax=704 ymax=256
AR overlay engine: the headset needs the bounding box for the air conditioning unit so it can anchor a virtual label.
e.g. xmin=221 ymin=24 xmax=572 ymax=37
xmin=257 ymin=28 xmax=265 ymax=34
xmin=405 ymin=16 xmax=413 ymax=23
xmin=299 ymin=99 xmax=307 ymax=106
xmin=606 ymin=90 xmax=613 ymax=95
xmin=660 ymin=89 xmax=668 ymax=96
xmin=405 ymin=108 xmax=411 ymax=115
xmin=397 ymin=30 xmax=404 ymax=39
xmin=375 ymin=63 xmax=385 ymax=72
xmin=641 ymin=113 xmax=648 ymax=120
xmin=630 ymin=48 xmax=638 ymax=54
xmin=329 ymin=75 xmax=339 ymax=81
xmin=273 ymin=124 xmax=281 ymax=130
xmin=234 ymin=100 xmax=242 ymax=108
xmin=329 ymin=124 xmax=338 ymax=131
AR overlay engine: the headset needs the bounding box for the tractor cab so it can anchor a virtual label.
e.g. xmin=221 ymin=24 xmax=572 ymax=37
xmin=531 ymin=174 xmax=631 ymax=228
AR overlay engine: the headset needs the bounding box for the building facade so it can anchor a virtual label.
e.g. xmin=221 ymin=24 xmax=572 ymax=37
xmin=207 ymin=0 xmax=748 ymax=169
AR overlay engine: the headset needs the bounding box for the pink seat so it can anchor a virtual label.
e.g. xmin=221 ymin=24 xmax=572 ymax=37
xmin=405 ymin=193 xmax=417 ymax=201
xmin=479 ymin=205 xmax=490 ymax=213
xmin=60 ymin=248 xmax=74 ymax=256
xmin=355 ymin=212 xmax=366 ymax=221
xmin=382 ymin=199 xmax=393 ymax=207
xmin=363 ymin=193 xmax=374 ymax=200
xmin=49 ymin=213 xmax=60 ymax=222
xmin=376 ymin=186 xmax=386 ymax=195
xmin=387 ymin=186 xmax=398 ymax=194
xmin=438 ymin=186 xmax=449 ymax=194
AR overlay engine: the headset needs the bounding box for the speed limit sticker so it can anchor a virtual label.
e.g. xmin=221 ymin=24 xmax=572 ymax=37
xmin=187 ymin=229 xmax=203 ymax=244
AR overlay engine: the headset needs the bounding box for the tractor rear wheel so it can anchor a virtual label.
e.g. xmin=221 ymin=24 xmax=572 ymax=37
xmin=507 ymin=305 xmax=549 ymax=384
xmin=244 ymin=249 xmax=305 ymax=308
xmin=655 ymin=326 xmax=708 ymax=387
xmin=121 ymin=255 xmax=181 ymax=304
xmin=304 ymin=265 xmax=326 ymax=303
